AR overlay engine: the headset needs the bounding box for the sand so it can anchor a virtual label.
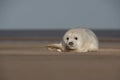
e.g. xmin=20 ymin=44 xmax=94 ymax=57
xmin=0 ymin=39 xmax=120 ymax=80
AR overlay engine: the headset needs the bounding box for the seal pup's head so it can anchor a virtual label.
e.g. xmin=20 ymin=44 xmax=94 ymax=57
xmin=62 ymin=28 xmax=83 ymax=50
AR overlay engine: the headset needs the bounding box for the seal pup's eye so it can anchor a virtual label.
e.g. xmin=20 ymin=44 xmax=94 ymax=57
xmin=74 ymin=37 xmax=78 ymax=40
xmin=66 ymin=37 xmax=69 ymax=40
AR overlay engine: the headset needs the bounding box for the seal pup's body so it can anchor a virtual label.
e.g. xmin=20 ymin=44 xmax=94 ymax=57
xmin=48 ymin=28 xmax=99 ymax=52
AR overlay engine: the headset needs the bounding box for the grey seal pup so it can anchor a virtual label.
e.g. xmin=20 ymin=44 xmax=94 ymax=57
xmin=47 ymin=28 xmax=99 ymax=52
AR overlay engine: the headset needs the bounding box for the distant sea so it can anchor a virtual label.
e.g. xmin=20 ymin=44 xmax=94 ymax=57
xmin=0 ymin=29 xmax=120 ymax=38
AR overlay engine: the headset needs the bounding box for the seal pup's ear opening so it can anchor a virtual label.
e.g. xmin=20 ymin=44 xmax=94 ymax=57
xmin=47 ymin=43 xmax=63 ymax=52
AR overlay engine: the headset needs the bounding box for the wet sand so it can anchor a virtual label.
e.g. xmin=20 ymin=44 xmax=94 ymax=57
xmin=0 ymin=38 xmax=120 ymax=80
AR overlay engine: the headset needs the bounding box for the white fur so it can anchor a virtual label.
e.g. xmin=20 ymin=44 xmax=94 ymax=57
xmin=47 ymin=28 xmax=99 ymax=53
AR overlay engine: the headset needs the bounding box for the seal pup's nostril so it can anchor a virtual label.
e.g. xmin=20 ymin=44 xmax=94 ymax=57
xmin=68 ymin=42 xmax=74 ymax=46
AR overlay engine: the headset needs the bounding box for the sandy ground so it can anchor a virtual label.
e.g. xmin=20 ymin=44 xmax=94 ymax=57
xmin=0 ymin=40 xmax=120 ymax=80
xmin=0 ymin=40 xmax=120 ymax=55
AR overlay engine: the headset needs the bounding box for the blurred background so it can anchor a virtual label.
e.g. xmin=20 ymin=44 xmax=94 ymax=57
xmin=0 ymin=0 xmax=120 ymax=30
xmin=0 ymin=1 xmax=120 ymax=80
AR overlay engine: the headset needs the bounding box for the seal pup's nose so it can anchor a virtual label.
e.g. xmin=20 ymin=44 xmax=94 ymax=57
xmin=68 ymin=42 xmax=74 ymax=46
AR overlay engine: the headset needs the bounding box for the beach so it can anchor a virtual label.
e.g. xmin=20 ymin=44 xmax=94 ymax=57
xmin=0 ymin=40 xmax=120 ymax=55
xmin=0 ymin=37 xmax=120 ymax=80
xmin=0 ymin=29 xmax=120 ymax=80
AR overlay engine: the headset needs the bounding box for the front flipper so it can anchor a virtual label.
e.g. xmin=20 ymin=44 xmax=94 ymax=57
xmin=47 ymin=43 xmax=63 ymax=52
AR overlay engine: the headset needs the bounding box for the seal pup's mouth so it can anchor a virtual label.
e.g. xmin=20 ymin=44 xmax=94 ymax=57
xmin=66 ymin=45 xmax=76 ymax=50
